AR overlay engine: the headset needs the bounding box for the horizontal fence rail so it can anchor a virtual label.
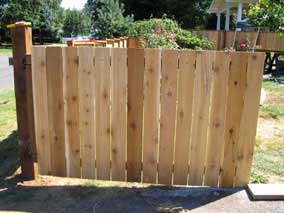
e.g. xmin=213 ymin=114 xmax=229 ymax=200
xmin=32 ymin=47 xmax=265 ymax=187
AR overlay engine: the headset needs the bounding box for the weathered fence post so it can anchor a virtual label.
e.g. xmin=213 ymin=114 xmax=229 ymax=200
xmin=8 ymin=22 xmax=37 ymax=180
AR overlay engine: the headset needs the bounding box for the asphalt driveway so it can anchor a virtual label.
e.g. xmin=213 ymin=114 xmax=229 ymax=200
xmin=0 ymin=54 xmax=14 ymax=91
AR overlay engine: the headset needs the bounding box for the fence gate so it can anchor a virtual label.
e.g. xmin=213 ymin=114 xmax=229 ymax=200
xmin=32 ymin=47 xmax=265 ymax=187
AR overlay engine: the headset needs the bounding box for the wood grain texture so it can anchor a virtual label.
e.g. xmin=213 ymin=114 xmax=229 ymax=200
xmin=32 ymin=46 xmax=51 ymax=175
xmin=143 ymin=48 xmax=161 ymax=183
xmin=173 ymin=51 xmax=196 ymax=185
xmin=158 ymin=49 xmax=179 ymax=185
xmin=235 ymin=53 xmax=265 ymax=186
xmin=46 ymin=47 xmax=66 ymax=176
xmin=204 ymin=52 xmax=230 ymax=186
xmin=220 ymin=52 xmax=248 ymax=187
xmin=188 ymin=51 xmax=213 ymax=186
xmin=127 ymin=48 xmax=144 ymax=182
xmin=95 ymin=48 xmax=111 ymax=180
xmin=78 ymin=47 xmax=96 ymax=179
xmin=63 ymin=47 xmax=81 ymax=178
xmin=32 ymin=47 xmax=264 ymax=187
xmin=111 ymin=48 xmax=128 ymax=181
xmin=11 ymin=26 xmax=36 ymax=180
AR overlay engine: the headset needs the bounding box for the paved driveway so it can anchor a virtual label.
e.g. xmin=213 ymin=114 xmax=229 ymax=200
xmin=0 ymin=54 xmax=14 ymax=91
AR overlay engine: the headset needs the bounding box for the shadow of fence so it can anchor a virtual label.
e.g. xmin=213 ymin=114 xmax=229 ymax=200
xmin=0 ymin=180 xmax=242 ymax=213
xmin=0 ymin=131 xmax=19 ymax=181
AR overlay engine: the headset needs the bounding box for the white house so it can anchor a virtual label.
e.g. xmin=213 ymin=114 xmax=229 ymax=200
xmin=208 ymin=0 xmax=258 ymax=31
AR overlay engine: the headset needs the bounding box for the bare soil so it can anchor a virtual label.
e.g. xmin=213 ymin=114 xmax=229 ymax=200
xmin=0 ymin=174 xmax=283 ymax=213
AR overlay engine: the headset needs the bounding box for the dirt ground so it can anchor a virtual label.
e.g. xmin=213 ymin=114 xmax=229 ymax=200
xmin=0 ymin=174 xmax=283 ymax=213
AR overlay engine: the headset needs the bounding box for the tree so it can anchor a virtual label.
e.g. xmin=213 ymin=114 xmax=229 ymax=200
xmin=248 ymin=0 xmax=284 ymax=32
xmin=120 ymin=0 xmax=213 ymax=29
xmin=0 ymin=0 xmax=64 ymax=43
xmin=87 ymin=0 xmax=133 ymax=39
xmin=63 ymin=9 xmax=89 ymax=37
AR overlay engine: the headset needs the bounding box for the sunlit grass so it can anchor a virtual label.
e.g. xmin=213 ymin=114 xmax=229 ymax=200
xmin=0 ymin=89 xmax=18 ymax=177
xmin=252 ymin=77 xmax=284 ymax=183
xmin=0 ymin=90 xmax=17 ymax=140
xmin=0 ymin=48 xmax=12 ymax=55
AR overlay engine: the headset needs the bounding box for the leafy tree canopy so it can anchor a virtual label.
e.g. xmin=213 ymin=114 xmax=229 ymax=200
xmin=120 ymin=0 xmax=213 ymax=29
xmin=248 ymin=0 xmax=284 ymax=32
xmin=63 ymin=9 xmax=89 ymax=37
xmin=86 ymin=0 xmax=133 ymax=39
xmin=0 ymin=0 xmax=62 ymax=29
xmin=0 ymin=0 xmax=64 ymax=42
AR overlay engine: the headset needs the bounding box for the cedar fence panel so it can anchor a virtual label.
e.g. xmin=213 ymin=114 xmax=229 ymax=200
xmin=32 ymin=47 xmax=265 ymax=187
xmin=191 ymin=30 xmax=284 ymax=51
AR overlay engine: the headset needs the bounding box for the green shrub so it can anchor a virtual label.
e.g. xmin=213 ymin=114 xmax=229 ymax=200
xmin=127 ymin=17 xmax=179 ymax=37
xmin=143 ymin=33 xmax=179 ymax=49
xmin=92 ymin=0 xmax=134 ymax=39
xmin=127 ymin=17 xmax=213 ymax=50
xmin=175 ymin=29 xmax=213 ymax=50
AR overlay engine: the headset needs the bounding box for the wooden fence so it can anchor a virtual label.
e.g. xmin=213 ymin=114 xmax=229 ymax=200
xmin=31 ymin=47 xmax=265 ymax=187
xmin=191 ymin=30 xmax=284 ymax=51
xmin=67 ymin=37 xmax=128 ymax=48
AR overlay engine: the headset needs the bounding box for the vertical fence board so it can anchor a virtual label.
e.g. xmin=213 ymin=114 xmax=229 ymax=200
xmin=204 ymin=52 xmax=230 ymax=186
xmin=220 ymin=53 xmax=248 ymax=187
xmin=188 ymin=51 xmax=213 ymax=186
xmin=143 ymin=48 xmax=161 ymax=183
xmin=127 ymin=49 xmax=144 ymax=182
xmin=235 ymin=53 xmax=265 ymax=186
xmin=158 ymin=49 xmax=179 ymax=185
xmin=111 ymin=48 xmax=128 ymax=181
xmin=173 ymin=51 xmax=196 ymax=185
xmin=95 ymin=48 xmax=111 ymax=180
xmin=63 ymin=47 xmax=81 ymax=178
xmin=46 ymin=47 xmax=66 ymax=176
xmin=79 ymin=47 xmax=96 ymax=179
xmin=32 ymin=46 xmax=51 ymax=175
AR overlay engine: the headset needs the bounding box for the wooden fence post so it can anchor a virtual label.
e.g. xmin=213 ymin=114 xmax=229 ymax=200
xmin=8 ymin=22 xmax=37 ymax=180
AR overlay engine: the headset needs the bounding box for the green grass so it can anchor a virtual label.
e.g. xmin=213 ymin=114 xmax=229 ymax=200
xmin=0 ymin=89 xmax=18 ymax=178
xmin=250 ymin=169 xmax=269 ymax=184
xmin=253 ymin=150 xmax=284 ymax=177
xmin=0 ymin=48 xmax=12 ymax=55
xmin=0 ymin=90 xmax=17 ymax=139
xmin=251 ymin=77 xmax=284 ymax=183
xmin=259 ymin=105 xmax=284 ymax=120
xmin=260 ymin=77 xmax=284 ymax=120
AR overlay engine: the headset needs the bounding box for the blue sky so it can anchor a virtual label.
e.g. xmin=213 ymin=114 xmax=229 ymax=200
xmin=61 ymin=0 xmax=87 ymax=10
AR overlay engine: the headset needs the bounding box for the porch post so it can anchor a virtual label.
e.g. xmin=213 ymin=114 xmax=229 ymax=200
xmin=237 ymin=3 xmax=243 ymax=22
xmin=225 ymin=8 xmax=230 ymax=31
xmin=216 ymin=13 xmax=221 ymax=31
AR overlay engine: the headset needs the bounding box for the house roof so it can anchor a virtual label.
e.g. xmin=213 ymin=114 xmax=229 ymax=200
xmin=208 ymin=0 xmax=258 ymax=13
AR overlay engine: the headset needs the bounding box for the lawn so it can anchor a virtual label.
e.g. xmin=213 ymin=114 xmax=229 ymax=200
xmin=0 ymin=47 xmax=12 ymax=55
xmin=0 ymin=77 xmax=283 ymax=183
xmin=0 ymin=90 xmax=18 ymax=178
xmin=251 ymin=76 xmax=284 ymax=183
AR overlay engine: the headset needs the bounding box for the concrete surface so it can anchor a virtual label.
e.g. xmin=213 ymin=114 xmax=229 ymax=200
xmin=0 ymin=54 xmax=14 ymax=91
xmin=248 ymin=184 xmax=284 ymax=200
